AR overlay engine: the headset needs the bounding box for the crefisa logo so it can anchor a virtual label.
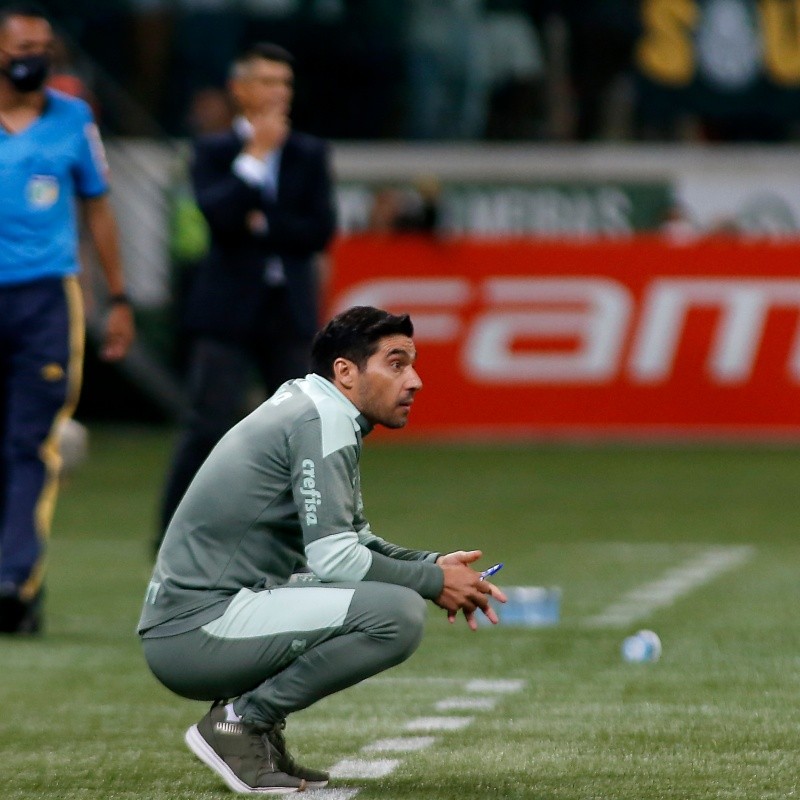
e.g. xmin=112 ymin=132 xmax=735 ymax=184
xmin=300 ymin=459 xmax=321 ymax=525
xmin=27 ymin=175 xmax=59 ymax=209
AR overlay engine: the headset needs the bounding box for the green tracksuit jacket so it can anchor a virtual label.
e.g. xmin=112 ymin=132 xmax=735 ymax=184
xmin=138 ymin=373 xmax=444 ymax=638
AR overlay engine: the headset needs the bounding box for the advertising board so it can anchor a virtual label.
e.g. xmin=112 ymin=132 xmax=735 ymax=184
xmin=328 ymin=236 xmax=800 ymax=438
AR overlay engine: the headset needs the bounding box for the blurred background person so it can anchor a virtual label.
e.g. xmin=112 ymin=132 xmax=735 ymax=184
xmin=163 ymin=87 xmax=235 ymax=376
xmin=405 ymin=0 xmax=491 ymax=140
xmin=0 ymin=3 xmax=135 ymax=634
xmin=483 ymin=0 xmax=547 ymax=140
xmin=185 ymin=85 xmax=235 ymax=136
xmin=367 ymin=177 xmax=442 ymax=235
xmin=161 ymin=0 xmax=243 ymax=135
xmin=156 ymin=42 xmax=336 ymax=551
xmin=46 ymin=31 xmax=97 ymax=109
xmin=557 ymin=0 xmax=640 ymax=141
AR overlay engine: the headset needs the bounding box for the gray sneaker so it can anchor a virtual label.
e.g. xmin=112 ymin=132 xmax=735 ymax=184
xmin=267 ymin=720 xmax=329 ymax=789
xmin=185 ymin=703 xmax=306 ymax=794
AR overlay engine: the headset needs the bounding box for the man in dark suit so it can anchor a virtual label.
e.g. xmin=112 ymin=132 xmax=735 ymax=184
xmin=158 ymin=43 xmax=336 ymax=546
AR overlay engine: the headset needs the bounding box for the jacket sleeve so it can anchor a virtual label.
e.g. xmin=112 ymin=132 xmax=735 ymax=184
xmin=190 ymin=137 xmax=263 ymax=237
xmin=289 ymin=417 xmax=443 ymax=599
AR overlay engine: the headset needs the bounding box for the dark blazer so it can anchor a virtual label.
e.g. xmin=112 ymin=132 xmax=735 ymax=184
xmin=184 ymin=128 xmax=336 ymax=341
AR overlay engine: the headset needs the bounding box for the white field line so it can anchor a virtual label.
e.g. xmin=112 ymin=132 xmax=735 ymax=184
xmin=363 ymin=736 xmax=435 ymax=752
xmin=465 ymin=678 xmax=526 ymax=693
xmin=366 ymin=676 xmax=461 ymax=684
xmin=326 ymin=677 xmax=527 ymax=796
xmin=404 ymin=716 xmax=474 ymax=732
xmin=435 ymin=697 xmax=498 ymax=712
xmin=329 ymin=759 xmax=401 ymax=779
xmin=583 ymin=545 xmax=755 ymax=628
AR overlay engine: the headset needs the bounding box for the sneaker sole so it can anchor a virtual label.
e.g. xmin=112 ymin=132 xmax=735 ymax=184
xmin=185 ymin=724 xmax=305 ymax=794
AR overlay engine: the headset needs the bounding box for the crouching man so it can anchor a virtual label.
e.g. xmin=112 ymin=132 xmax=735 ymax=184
xmin=138 ymin=306 xmax=505 ymax=793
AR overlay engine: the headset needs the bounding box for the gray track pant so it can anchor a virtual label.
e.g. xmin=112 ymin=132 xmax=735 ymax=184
xmin=142 ymin=580 xmax=427 ymax=729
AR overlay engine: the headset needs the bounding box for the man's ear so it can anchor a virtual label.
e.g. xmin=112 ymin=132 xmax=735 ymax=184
xmin=332 ymin=357 xmax=357 ymax=390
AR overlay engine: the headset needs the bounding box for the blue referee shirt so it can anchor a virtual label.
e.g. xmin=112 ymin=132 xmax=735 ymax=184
xmin=0 ymin=89 xmax=109 ymax=286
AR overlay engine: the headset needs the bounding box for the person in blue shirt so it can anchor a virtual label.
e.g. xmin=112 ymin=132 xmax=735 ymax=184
xmin=0 ymin=3 xmax=135 ymax=634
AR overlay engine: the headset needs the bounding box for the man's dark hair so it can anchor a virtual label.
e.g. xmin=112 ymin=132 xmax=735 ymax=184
xmin=0 ymin=2 xmax=49 ymax=28
xmin=311 ymin=306 xmax=414 ymax=380
xmin=231 ymin=42 xmax=295 ymax=77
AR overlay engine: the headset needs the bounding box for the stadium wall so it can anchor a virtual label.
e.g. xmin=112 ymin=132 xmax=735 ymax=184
xmin=102 ymin=142 xmax=800 ymax=438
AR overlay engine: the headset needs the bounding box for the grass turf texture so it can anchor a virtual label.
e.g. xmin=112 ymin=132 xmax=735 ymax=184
xmin=2 ymin=426 xmax=799 ymax=799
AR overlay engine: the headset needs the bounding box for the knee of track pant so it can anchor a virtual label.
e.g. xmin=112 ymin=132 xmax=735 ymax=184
xmin=386 ymin=587 xmax=428 ymax=663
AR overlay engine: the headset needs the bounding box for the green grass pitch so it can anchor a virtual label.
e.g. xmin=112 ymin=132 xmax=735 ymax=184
xmin=2 ymin=426 xmax=799 ymax=799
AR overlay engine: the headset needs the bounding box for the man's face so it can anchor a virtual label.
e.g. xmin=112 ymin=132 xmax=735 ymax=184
xmin=352 ymin=335 xmax=423 ymax=429
xmin=0 ymin=15 xmax=53 ymax=71
xmin=231 ymin=57 xmax=293 ymax=116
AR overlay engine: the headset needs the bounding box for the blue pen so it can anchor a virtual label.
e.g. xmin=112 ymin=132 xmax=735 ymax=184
xmin=480 ymin=562 xmax=504 ymax=580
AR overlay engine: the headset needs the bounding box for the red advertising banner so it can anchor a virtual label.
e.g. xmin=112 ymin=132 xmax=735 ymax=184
xmin=326 ymin=237 xmax=800 ymax=439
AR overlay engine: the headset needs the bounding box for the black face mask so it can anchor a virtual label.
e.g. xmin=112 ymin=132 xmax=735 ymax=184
xmin=3 ymin=53 xmax=50 ymax=93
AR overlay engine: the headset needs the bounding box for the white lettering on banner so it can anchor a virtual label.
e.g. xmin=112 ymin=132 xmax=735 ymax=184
xmin=630 ymin=279 xmax=800 ymax=383
xmin=333 ymin=278 xmax=471 ymax=341
xmin=331 ymin=277 xmax=800 ymax=385
xmin=451 ymin=187 xmax=634 ymax=237
xmin=464 ymin=278 xmax=633 ymax=383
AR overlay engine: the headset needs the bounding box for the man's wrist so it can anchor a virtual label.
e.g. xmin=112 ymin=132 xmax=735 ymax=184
xmin=108 ymin=292 xmax=131 ymax=307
